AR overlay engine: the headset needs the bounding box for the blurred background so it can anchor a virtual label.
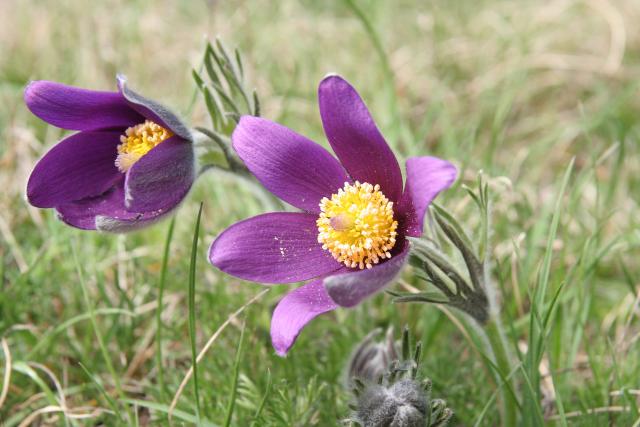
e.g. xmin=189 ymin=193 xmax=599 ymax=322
xmin=1 ymin=0 xmax=639 ymax=425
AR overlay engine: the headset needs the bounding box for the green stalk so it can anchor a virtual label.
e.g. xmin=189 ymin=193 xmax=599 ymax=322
xmin=477 ymin=174 xmax=519 ymax=426
xmin=188 ymin=203 xmax=204 ymax=423
xmin=483 ymin=314 xmax=518 ymax=426
xmin=156 ymin=216 xmax=176 ymax=401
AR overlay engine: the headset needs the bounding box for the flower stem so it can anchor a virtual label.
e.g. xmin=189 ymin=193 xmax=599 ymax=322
xmin=483 ymin=310 xmax=518 ymax=426
xmin=194 ymin=126 xmax=249 ymax=174
xmin=479 ymin=248 xmax=518 ymax=425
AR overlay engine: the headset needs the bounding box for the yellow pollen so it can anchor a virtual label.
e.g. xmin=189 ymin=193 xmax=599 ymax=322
xmin=115 ymin=120 xmax=173 ymax=173
xmin=317 ymin=181 xmax=398 ymax=270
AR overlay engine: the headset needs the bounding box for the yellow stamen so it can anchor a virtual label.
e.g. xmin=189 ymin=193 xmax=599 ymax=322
xmin=115 ymin=120 xmax=173 ymax=173
xmin=317 ymin=181 xmax=398 ymax=270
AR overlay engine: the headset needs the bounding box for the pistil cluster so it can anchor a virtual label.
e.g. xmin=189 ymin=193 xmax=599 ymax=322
xmin=317 ymin=181 xmax=398 ymax=269
xmin=115 ymin=120 xmax=173 ymax=173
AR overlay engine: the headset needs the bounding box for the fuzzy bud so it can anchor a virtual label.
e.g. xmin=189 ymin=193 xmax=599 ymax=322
xmin=355 ymin=379 xmax=429 ymax=426
xmin=347 ymin=328 xmax=398 ymax=384
xmin=346 ymin=327 xmax=453 ymax=427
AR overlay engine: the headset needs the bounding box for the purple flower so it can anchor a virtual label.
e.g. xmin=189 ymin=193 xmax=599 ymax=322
xmin=25 ymin=75 xmax=195 ymax=232
xmin=209 ymin=75 xmax=457 ymax=355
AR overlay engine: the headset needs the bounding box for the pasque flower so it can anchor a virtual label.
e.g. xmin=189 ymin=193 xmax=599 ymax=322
xmin=209 ymin=75 xmax=456 ymax=355
xmin=25 ymin=75 xmax=195 ymax=232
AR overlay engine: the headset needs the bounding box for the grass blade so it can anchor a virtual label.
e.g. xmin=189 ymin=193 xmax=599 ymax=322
xmin=122 ymin=398 xmax=218 ymax=426
xmin=535 ymin=158 xmax=574 ymax=313
xmin=250 ymin=369 xmax=272 ymax=427
xmin=78 ymin=361 xmax=119 ymax=419
xmin=525 ymin=158 xmax=575 ymax=424
xmin=27 ymin=308 xmax=135 ymax=358
xmin=189 ymin=203 xmax=204 ymax=422
xmin=156 ymin=216 xmax=176 ymax=400
xmin=71 ymin=241 xmax=128 ymax=422
xmin=341 ymin=0 xmax=410 ymax=144
xmin=224 ymin=321 xmax=246 ymax=427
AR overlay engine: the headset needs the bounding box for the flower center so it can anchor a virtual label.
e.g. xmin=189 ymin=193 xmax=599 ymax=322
xmin=115 ymin=120 xmax=173 ymax=173
xmin=317 ymin=181 xmax=398 ymax=270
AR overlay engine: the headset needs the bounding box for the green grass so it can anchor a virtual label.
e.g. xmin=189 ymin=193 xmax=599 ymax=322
xmin=1 ymin=0 xmax=640 ymax=425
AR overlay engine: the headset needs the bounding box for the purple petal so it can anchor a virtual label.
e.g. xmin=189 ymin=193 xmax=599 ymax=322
xmin=232 ymin=116 xmax=350 ymax=213
xmin=209 ymin=212 xmax=341 ymax=283
xmin=124 ymin=136 xmax=195 ymax=213
xmin=323 ymin=242 xmax=410 ymax=307
xmin=56 ymin=178 xmax=170 ymax=232
xmin=24 ymin=80 xmax=142 ymax=131
xmin=27 ymin=131 xmax=122 ymax=208
xmin=271 ymin=280 xmax=338 ymax=356
xmin=399 ymin=157 xmax=457 ymax=237
xmin=318 ymin=75 xmax=403 ymax=203
xmin=117 ymin=75 xmax=192 ymax=141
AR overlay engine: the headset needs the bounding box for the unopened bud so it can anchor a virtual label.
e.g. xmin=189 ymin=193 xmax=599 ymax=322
xmin=355 ymin=380 xmax=427 ymax=427
xmin=345 ymin=328 xmax=453 ymax=426
xmin=347 ymin=328 xmax=398 ymax=384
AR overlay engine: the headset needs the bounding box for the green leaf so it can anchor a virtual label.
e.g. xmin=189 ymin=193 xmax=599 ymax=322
xmin=388 ymin=289 xmax=450 ymax=304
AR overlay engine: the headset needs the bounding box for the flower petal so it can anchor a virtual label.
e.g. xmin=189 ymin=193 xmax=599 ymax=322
xmin=27 ymin=131 xmax=122 ymax=208
xmin=318 ymin=75 xmax=403 ymax=203
xmin=209 ymin=212 xmax=341 ymax=283
xmin=399 ymin=157 xmax=457 ymax=237
xmin=124 ymin=136 xmax=195 ymax=213
xmin=323 ymin=242 xmax=410 ymax=307
xmin=117 ymin=75 xmax=192 ymax=140
xmin=24 ymin=80 xmax=142 ymax=131
xmin=56 ymin=179 xmax=170 ymax=232
xmin=232 ymin=116 xmax=350 ymax=213
xmin=270 ymin=280 xmax=338 ymax=356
